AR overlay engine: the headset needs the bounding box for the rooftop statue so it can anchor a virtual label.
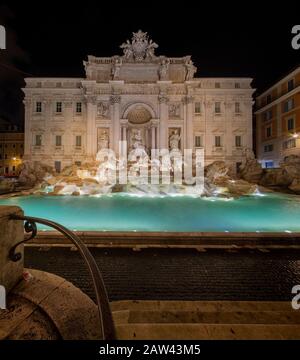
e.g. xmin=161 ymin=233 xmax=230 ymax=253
xmin=120 ymin=30 xmax=158 ymax=62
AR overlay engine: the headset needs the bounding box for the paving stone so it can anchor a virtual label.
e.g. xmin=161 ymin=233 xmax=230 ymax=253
xmin=24 ymin=247 xmax=300 ymax=302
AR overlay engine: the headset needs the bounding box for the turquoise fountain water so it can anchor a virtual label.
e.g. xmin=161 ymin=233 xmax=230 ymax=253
xmin=1 ymin=192 xmax=300 ymax=232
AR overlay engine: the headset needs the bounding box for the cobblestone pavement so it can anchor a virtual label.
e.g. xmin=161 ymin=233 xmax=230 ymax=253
xmin=24 ymin=247 xmax=300 ymax=302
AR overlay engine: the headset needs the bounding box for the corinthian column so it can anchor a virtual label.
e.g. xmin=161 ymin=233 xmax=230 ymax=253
xmin=120 ymin=119 xmax=128 ymax=156
xmin=85 ymin=95 xmax=96 ymax=158
xmin=110 ymin=95 xmax=121 ymax=154
xmin=184 ymin=95 xmax=194 ymax=151
xmin=158 ymin=94 xmax=169 ymax=149
xmin=150 ymin=119 xmax=159 ymax=151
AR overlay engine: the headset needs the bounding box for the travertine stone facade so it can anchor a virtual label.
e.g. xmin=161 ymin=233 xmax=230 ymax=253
xmin=23 ymin=30 xmax=254 ymax=173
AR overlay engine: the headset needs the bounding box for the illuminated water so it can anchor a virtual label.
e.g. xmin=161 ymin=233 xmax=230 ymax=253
xmin=0 ymin=192 xmax=300 ymax=232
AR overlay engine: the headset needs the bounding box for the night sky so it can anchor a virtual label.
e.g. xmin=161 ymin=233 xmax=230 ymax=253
xmin=0 ymin=1 xmax=299 ymax=126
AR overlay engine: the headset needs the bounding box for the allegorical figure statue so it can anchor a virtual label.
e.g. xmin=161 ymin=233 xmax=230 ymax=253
xmin=98 ymin=130 xmax=109 ymax=150
xmin=131 ymin=129 xmax=144 ymax=149
xmin=185 ymin=58 xmax=196 ymax=80
xmin=111 ymin=57 xmax=122 ymax=80
xmin=146 ymin=39 xmax=158 ymax=59
xmin=97 ymin=102 xmax=109 ymax=117
xmin=159 ymin=58 xmax=170 ymax=80
xmin=169 ymin=129 xmax=181 ymax=150
xmin=120 ymin=40 xmax=133 ymax=60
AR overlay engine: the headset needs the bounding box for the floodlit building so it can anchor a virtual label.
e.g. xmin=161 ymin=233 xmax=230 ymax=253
xmin=23 ymin=30 xmax=254 ymax=173
xmin=255 ymin=66 xmax=300 ymax=168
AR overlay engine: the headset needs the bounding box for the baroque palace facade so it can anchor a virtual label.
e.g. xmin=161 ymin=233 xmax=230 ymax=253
xmin=23 ymin=30 xmax=254 ymax=173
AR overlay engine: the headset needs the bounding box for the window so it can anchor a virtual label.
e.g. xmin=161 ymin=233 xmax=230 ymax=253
xmin=13 ymin=144 xmax=15 ymax=148
xmin=195 ymin=135 xmax=202 ymax=147
xmin=0 ymin=154 xmax=1 ymax=159
xmin=287 ymin=118 xmax=295 ymax=131
xmin=36 ymin=101 xmax=42 ymax=113
xmin=235 ymin=135 xmax=242 ymax=147
xmin=288 ymin=79 xmax=294 ymax=92
xmin=266 ymin=95 xmax=272 ymax=104
xmin=56 ymin=102 xmax=62 ymax=113
xmin=194 ymin=102 xmax=201 ymax=114
xmin=4 ymin=154 xmax=7 ymax=159
xmin=263 ymin=110 xmax=272 ymax=121
xmin=264 ymin=144 xmax=273 ymax=152
xmin=75 ymin=135 xmax=82 ymax=147
xmin=54 ymin=161 xmax=61 ymax=173
xmin=76 ymin=102 xmax=82 ymax=113
xmin=215 ymin=82 xmax=220 ymax=88
xmin=235 ymin=83 xmax=240 ymax=89
xmin=283 ymin=139 xmax=296 ymax=149
xmin=35 ymin=135 xmax=42 ymax=146
xmin=235 ymin=102 xmax=240 ymax=113
xmin=215 ymin=102 xmax=221 ymax=114
xmin=284 ymin=98 xmax=294 ymax=112
xmin=55 ymin=135 xmax=62 ymax=147
xmin=5 ymin=167 xmax=8 ymax=174
xmin=215 ymin=136 xmax=221 ymax=147
xmin=266 ymin=126 xmax=272 ymax=138
xmin=75 ymin=161 xmax=81 ymax=166
xmin=12 ymin=166 xmax=15 ymax=171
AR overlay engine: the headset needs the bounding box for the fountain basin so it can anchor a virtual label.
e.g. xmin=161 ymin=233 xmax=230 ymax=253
xmin=0 ymin=192 xmax=300 ymax=233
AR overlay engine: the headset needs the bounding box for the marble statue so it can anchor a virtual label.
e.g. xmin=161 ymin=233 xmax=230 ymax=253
xmin=120 ymin=30 xmax=158 ymax=62
xmin=169 ymin=104 xmax=180 ymax=117
xmin=111 ymin=57 xmax=122 ymax=80
xmin=120 ymin=40 xmax=133 ymax=60
xmin=131 ymin=129 xmax=144 ymax=149
xmin=159 ymin=59 xmax=170 ymax=80
xmin=98 ymin=130 xmax=109 ymax=150
xmin=169 ymin=129 xmax=181 ymax=150
xmin=146 ymin=39 xmax=158 ymax=59
xmin=185 ymin=59 xmax=196 ymax=80
xmin=97 ymin=102 xmax=109 ymax=117
xmin=130 ymin=129 xmax=148 ymax=158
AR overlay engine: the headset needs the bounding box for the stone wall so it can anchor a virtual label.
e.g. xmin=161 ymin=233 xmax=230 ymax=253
xmin=0 ymin=206 xmax=24 ymax=293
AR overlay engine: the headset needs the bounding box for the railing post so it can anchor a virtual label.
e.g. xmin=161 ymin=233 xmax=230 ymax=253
xmin=9 ymin=214 xmax=116 ymax=340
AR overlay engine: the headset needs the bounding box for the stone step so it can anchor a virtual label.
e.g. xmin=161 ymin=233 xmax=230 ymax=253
xmin=115 ymin=323 xmax=300 ymax=340
xmin=113 ymin=310 xmax=300 ymax=325
xmin=111 ymin=300 xmax=292 ymax=313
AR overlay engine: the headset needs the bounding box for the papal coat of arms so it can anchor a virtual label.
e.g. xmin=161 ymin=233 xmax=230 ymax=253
xmin=120 ymin=30 xmax=158 ymax=62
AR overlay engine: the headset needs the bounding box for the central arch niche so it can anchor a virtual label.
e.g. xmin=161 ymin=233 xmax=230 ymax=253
xmin=127 ymin=105 xmax=152 ymax=125
xmin=122 ymin=103 xmax=156 ymax=153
